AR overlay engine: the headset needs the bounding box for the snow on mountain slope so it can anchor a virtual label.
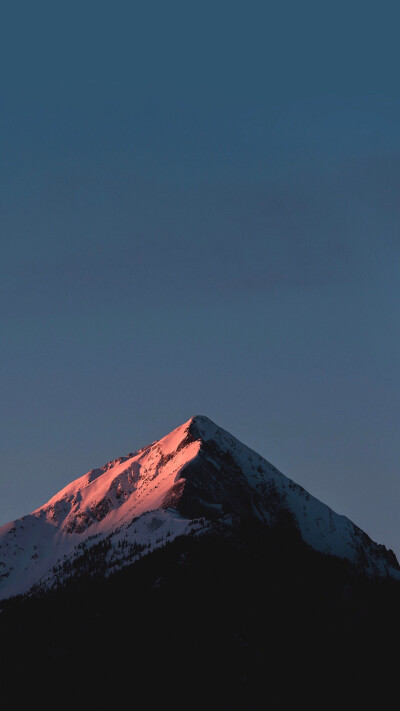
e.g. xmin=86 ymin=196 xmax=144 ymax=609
xmin=0 ymin=415 xmax=398 ymax=600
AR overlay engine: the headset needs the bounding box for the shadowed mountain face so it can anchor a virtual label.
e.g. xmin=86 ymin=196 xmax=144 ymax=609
xmin=0 ymin=415 xmax=398 ymax=600
xmin=1 ymin=513 xmax=400 ymax=711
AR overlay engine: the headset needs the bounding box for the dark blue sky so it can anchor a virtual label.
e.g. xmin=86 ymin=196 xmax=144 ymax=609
xmin=1 ymin=2 xmax=400 ymax=553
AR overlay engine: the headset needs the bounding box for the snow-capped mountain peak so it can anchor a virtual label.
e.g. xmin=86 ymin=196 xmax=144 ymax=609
xmin=0 ymin=415 xmax=398 ymax=600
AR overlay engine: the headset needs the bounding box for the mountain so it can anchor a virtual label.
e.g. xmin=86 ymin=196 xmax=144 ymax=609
xmin=1 ymin=415 xmax=400 ymax=710
xmin=0 ymin=415 xmax=398 ymax=600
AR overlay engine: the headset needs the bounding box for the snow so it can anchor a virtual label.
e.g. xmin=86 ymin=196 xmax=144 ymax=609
xmin=0 ymin=415 xmax=398 ymax=601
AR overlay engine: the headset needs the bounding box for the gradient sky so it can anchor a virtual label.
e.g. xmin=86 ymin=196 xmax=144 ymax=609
xmin=1 ymin=2 xmax=400 ymax=555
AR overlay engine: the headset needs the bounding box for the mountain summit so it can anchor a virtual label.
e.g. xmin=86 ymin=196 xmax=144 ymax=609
xmin=0 ymin=415 xmax=398 ymax=599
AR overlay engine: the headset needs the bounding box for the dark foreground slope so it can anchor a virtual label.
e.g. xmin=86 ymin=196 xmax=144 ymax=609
xmin=1 ymin=517 xmax=399 ymax=711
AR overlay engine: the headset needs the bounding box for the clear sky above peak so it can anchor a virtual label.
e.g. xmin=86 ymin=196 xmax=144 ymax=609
xmin=1 ymin=1 xmax=400 ymax=555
